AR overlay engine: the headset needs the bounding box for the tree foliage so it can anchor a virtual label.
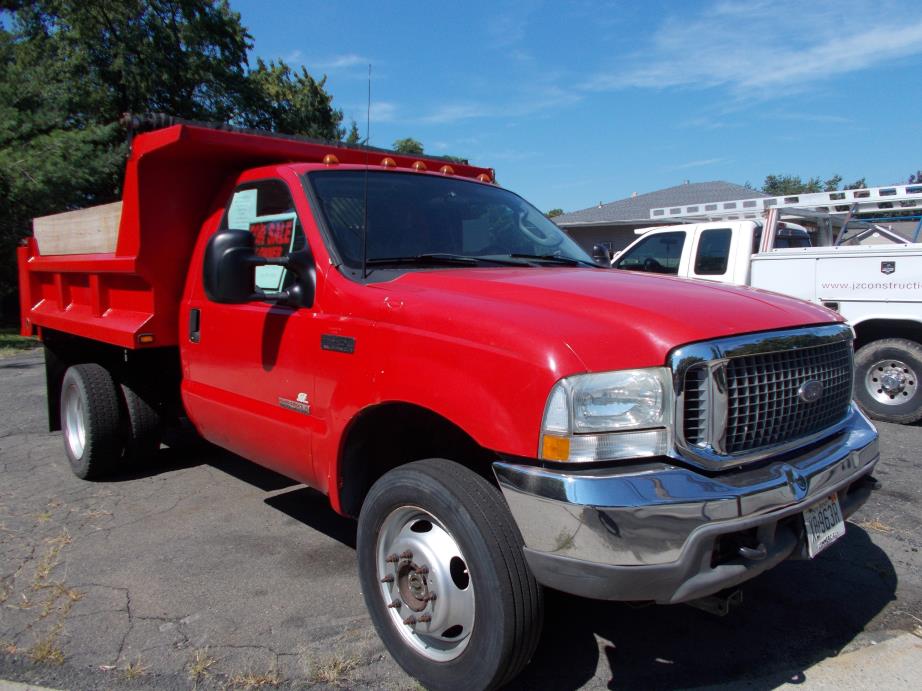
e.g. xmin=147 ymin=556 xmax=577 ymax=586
xmin=392 ymin=137 xmax=424 ymax=155
xmin=909 ymin=170 xmax=922 ymax=184
xmin=0 ymin=0 xmax=344 ymax=309
xmin=546 ymin=208 xmax=563 ymax=218
xmin=762 ymin=173 xmax=868 ymax=196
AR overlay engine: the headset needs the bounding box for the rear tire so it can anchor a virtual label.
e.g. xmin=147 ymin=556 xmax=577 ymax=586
xmin=357 ymin=459 xmax=543 ymax=691
xmin=60 ymin=364 xmax=124 ymax=479
xmin=120 ymin=382 xmax=162 ymax=461
xmin=854 ymin=338 xmax=922 ymax=424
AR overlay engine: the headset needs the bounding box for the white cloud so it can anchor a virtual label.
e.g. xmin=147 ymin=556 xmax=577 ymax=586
xmin=667 ymin=158 xmax=729 ymax=171
xmin=583 ymin=1 xmax=922 ymax=96
xmin=308 ymin=53 xmax=371 ymax=71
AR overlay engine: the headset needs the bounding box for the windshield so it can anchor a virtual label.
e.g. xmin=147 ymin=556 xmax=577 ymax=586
xmin=305 ymin=171 xmax=592 ymax=271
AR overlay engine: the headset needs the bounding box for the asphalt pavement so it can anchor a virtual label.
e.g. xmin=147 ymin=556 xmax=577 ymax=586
xmin=1 ymin=348 xmax=920 ymax=690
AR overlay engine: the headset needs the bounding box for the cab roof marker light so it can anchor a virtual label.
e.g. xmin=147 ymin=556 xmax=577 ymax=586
xmin=322 ymin=154 xmax=339 ymax=166
xmin=477 ymin=173 xmax=493 ymax=183
xmin=381 ymin=157 xmax=396 ymax=168
xmin=412 ymin=161 xmax=427 ymax=172
xmin=439 ymin=165 xmax=455 ymax=175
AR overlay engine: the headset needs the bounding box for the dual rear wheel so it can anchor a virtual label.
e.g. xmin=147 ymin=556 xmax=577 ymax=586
xmin=60 ymin=363 xmax=162 ymax=479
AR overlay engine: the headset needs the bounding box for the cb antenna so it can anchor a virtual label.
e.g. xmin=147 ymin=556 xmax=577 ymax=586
xmin=361 ymin=64 xmax=371 ymax=279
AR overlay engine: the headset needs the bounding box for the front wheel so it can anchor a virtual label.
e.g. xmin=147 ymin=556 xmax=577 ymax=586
xmin=357 ymin=459 xmax=543 ymax=691
xmin=854 ymin=338 xmax=922 ymax=424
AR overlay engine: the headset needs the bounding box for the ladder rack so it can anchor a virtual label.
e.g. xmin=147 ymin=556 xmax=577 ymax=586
xmin=649 ymin=183 xmax=922 ymax=222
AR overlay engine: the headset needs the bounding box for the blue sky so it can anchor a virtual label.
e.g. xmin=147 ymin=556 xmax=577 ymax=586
xmin=231 ymin=0 xmax=922 ymax=214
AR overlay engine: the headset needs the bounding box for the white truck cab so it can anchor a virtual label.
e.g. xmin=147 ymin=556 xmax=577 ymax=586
xmin=614 ymin=220 xmax=922 ymax=424
xmin=612 ymin=220 xmax=810 ymax=284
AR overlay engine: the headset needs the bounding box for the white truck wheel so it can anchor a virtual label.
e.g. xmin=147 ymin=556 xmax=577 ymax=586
xmin=854 ymin=338 xmax=922 ymax=424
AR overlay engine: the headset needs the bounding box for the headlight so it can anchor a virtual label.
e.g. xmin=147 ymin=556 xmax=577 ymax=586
xmin=540 ymin=368 xmax=673 ymax=462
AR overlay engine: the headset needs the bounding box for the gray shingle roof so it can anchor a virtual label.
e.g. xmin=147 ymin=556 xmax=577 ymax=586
xmin=555 ymin=181 xmax=769 ymax=226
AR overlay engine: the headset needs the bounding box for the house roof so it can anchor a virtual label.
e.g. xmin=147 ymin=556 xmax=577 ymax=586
xmin=555 ymin=181 xmax=769 ymax=226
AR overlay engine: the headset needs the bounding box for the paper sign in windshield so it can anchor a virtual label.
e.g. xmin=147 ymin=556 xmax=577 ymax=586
xmin=248 ymin=213 xmax=298 ymax=292
xmin=250 ymin=219 xmax=294 ymax=258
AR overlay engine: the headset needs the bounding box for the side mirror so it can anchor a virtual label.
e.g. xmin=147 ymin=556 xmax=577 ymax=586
xmin=204 ymin=230 xmax=258 ymax=303
xmin=592 ymin=243 xmax=612 ymax=266
xmin=203 ymin=229 xmax=316 ymax=307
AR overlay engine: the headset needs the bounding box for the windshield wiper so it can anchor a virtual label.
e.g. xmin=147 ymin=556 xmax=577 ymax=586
xmin=508 ymin=253 xmax=595 ymax=267
xmin=366 ymin=253 xmax=528 ymax=267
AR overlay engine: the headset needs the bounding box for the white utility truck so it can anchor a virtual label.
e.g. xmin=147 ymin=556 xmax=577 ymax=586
xmin=613 ymin=218 xmax=922 ymax=424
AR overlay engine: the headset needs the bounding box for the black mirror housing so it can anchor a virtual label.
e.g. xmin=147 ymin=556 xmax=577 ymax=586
xmin=592 ymin=243 xmax=612 ymax=266
xmin=203 ymin=230 xmax=317 ymax=307
xmin=204 ymin=230 xmax=258 ymax=303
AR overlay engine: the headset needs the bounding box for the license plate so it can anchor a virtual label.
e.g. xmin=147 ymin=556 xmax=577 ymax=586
xmin=803 ymin=494 xmax=846 ymax=558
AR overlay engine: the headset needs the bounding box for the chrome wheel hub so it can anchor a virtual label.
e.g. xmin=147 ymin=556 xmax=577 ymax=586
xmin=866 ymin=359 xmax=917 ymax=405
xmin=376 ymin=506 xmax=475 ymax=662
xmin=62 ymin=384 xmax=86 ymax=459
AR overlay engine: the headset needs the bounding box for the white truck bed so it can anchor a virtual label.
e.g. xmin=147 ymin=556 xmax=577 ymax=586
xmin=751 ymin=244 xmax=922 ymax=305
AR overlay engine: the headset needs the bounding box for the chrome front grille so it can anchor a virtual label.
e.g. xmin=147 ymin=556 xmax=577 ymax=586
xmin=670 ymin=324 xmax=854 ymax=468
xmin=724 ymin=341 xmax=853 ymax=453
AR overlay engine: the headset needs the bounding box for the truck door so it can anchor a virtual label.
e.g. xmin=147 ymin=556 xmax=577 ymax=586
xmin=182 ymin=177 xmax=322 ymax=487
xmin=689 ymin=227 xmax=736 ymax=284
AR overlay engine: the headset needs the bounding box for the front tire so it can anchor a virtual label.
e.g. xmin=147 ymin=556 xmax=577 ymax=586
xmin=60 ymin=364 xmax=125 ymax=479
xmin=854 ymin=338 xmax=922 ymax=423
xmin=357 ymin=459 xmax=543 ymax=691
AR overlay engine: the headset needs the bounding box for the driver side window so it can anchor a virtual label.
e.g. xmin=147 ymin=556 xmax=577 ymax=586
xmin=221 ymin=179 xmax=306 ymax=292
xmin=615 ymin=232 xmax=686 ymax=274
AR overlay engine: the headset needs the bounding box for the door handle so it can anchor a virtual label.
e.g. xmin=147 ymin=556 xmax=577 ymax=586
xmin=188 ymin=308 xmax=201 ymax=343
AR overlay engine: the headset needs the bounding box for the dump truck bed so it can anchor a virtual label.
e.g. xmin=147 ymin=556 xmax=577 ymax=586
xmin=17 ymin=122 xmax=493 ymax=348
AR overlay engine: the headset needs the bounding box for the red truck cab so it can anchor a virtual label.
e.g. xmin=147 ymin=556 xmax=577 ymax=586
xmin=18 ymin=121 xmax=880 ymax=690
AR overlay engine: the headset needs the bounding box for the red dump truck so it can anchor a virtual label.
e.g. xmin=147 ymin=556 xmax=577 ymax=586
xmin=18 ymin=119 xmax=880 ymax=690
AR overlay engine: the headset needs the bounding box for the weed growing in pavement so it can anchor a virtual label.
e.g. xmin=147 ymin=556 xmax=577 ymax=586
xmin=228 ymin=667 xmax=282 ymax=688
xmin=856 ymin=516 xmax=894 ymax=533
xmin=309 ymin=653 xmax=359 ymax=685
xmin=27 ymin=625 xmax=65 ymax=665
xmin=1 ymin=641 xmax=17 ymax=655
xmin=121 ymin=656 xmax=150 ymax=680
xmin=187 ymin=648 xmax=218 ymax=682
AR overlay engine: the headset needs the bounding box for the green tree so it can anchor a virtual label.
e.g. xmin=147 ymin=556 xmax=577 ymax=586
xmin=763 ymin=173 xmax=865 ymax=195
xmin=240 ymin=58 xmax=343 ymax=139
xmin=909 ymin=171 xmax=921 ymax=184
xmin=845 ymin=178 xmax=867 ymax=190
xmin=0 ymin=0 xmax=344 ymax=314
xmin=546 ymin=208 xmax=563 ymax=218
xmin=823 ymin=175 xmax=843 ymax=192
xmin=345 ymin=120 xmax=362 ymax=146
xmin=392 ymin=137 xmax=424 ymax=155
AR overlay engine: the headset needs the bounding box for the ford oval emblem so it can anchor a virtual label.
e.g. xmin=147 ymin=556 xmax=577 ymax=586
xmin=798 ymin=380 xmax=824 ymax=403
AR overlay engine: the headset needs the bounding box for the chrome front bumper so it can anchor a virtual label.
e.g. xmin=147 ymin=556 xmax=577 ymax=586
xmin=493 ymin=404 xmax=879 ymax=604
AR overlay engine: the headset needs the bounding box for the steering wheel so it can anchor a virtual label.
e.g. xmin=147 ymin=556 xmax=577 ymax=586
xmin=517 ymin=211 xmax=559 ymax=247
xmin=642 ymin=257 xmax=663 ymax=272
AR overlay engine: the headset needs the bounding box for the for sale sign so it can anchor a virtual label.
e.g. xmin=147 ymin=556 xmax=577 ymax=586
xmin=250 ymin=219 xmax=294 ymax=258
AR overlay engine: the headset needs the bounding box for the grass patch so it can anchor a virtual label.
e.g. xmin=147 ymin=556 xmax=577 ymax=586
xmin=228 ymin=668 xmax=282 ymax=689
xmin=0 ymin=328 xmax=39 ymax=358
xmin=27 ymin=627 xmax=65 ymax=666
xmin=121 ymin=656 xmax=149 ymax=680
xmin=187 ymin=648 xmax=217 ymax=682
xmin=309 ymin=654 xmax=359 ymax=685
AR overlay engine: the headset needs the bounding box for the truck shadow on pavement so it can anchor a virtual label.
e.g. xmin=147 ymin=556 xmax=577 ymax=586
xmin=508 ymin=527 xmax=896 ymax=690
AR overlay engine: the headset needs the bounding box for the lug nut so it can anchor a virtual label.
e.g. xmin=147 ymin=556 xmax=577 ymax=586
xmin=418 ymin=614 xmax=431 ymax=623
xmin=387 ymin=599 xmax=401 ymax=609
xmin=399 ymin=550 xmax=414 ymax=560
xmin=380 ymin=574 xmax=394 ymax=583
xmin=403 ymin=615 xmax=416 ymax=626
xmin=416 ymin=565 xmax=429 ymax=575
xmin=385 ymin=554 xmax=399 ymax=563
